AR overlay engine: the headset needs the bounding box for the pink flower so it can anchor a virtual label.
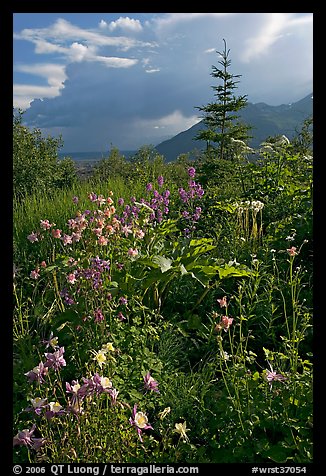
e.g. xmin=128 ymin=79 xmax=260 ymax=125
xmin=27 ymin=232 xmax=39 ymax=243
xmin=62 ymin=234 xmax=73 ymax=246
xmin=67 ymin=273 xmax=77 ymax=284
xmin=128 ymin=248 xmax=138 ymax=257
xmin=52 ymin=229 xmax=62 ymax=239
xmin=217 ymin=296 xmax=227 ymax=308
xmin=30 ymin=269 xmax=40 ymax=279
xmin=143 ymin=372 xmax=159 ymax=393
xmin=98 ymin=236 xmax=108 ymax=246
xmin=117 ymin=312 xmax=126 ymax=321
xmin=287 ymin=246 xmax=297 ymax=257
xmin=40 ymin=261 xmax=47 ymax=268
xmin=72 ymin=196 xmax=79 ymax=204
xmin=221 ymin=315 xmax=234 ymax=331
xmin=40 ymin=219 xmax=53 ymax=230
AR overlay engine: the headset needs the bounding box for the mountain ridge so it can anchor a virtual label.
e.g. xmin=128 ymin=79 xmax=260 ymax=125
xmin=155 ymin=93 xmax=313 ymax=162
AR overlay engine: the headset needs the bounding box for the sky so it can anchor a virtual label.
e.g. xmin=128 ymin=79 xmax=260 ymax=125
xmin=13 ymin=12 xmax=313 ymax=152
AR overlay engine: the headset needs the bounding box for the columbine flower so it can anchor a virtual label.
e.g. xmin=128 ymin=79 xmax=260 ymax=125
xmin=158 ymin=407 xmax=171 ymax=420
xmin=13 ymin=424 xmax=36 ymax=447
xmin=221 ymin=315 xmax=234 ymax=332
xmin=119 ymin=296 xmax=128 ymax=306
xmin=188 ymin=167 xmax=196 ymax=178
xmin=42 ymin=332 xmax=59 ymax=350
xmin=128 ymin=248 xmax=138 ymax=257
xmin=143 ymin=371 xmax=159 ymax=393
xmin=44 ymin=347 xmax=66 ymax=371
xmin=217 ymin=296 xmax=227 ymax=308
xmin=30 ymin=269 xmax=40 ymax=279
xmin=40 ymin=219 xmax=53 ymax=230
xmin=67 ymin=272 xmax=77 ymax=284
xmin=100 ymin=377 xmax=112 ymax=390
xmin=287 ymin=246 xmax=297 ymax=257
xmin=72 ymin=196 xmax=79 ymax=204
xmin=174 ymin=421 xmax=190 ymax=442
xmin=25 ymin=362 xmax=48 ymax=384
xmin=102 ymin=342 xmax=115 ymax=352
xmin=92 ymin=349 xmax=107 ymax=368
xmin=28 ymin=397 xmax=47 ymax=415
xmin=94 ymin=308 xmax=104 ymax=323
xmin=62 ymin=234 xmax=73 ymax=246
xmin=27 ymin=232 xmax=39 ymax=243
xmin=264 ymin=362 xmax=287 ymax=389
xmin=45 ymin=401 xmax=65 ymax=420
xmin=51 ymin=229 xmax=62 ymax=239
xmin=117 ymin=311 xmax=126 ymax=322
xmin=129 ymin=404 xmax=153 ymax=442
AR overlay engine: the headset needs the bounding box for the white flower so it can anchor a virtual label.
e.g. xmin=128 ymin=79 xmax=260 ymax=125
xmin=174 ymin=421 xmax=190 ymax=442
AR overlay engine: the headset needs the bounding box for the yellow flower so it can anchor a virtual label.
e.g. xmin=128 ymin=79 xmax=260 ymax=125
xmin=158 ymin=407 xmax=171 ymax=420
xmin=102 ymin=342 xmax=115 ymax=352
xmin=134 ymin=412 xmax=149 ymax=429
xmin=92 ymin=350 xmax=107 ymax=368
xmin=100 ymin=377 xmax=112 ymax=389
xmin=174 ymin=421 xmax=190 ymax=442
xmin=49 ymin=401 xmax=63 ymax=413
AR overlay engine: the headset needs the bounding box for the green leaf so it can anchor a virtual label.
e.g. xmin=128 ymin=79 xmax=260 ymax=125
xmin=152 ymin=255 xmax=173 ymax=273
xmin=264 ymin=445 xmax=292 ymax=463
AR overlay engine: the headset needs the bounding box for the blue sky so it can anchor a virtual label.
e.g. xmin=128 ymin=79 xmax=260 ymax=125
xmin=13 ymin=13 xmax=313 ymax=152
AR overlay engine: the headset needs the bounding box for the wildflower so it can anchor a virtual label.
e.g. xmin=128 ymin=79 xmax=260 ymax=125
xmin=40 ymin=260 xmax=47 ymax=268
xmin=129 ymin=404 xmax=153 ymax=442
xmin=158 ymin=407 xmax=171 ymax=420
xmin=66 ymin=380 xmax=82 ymax=405
xmin=27 ymin=397 xmax=47 ymax=415
xmin=287 ymin=246 xmax=297 ymax=257
xmin=102 ymin=342 xmax=115 ymax=352
xmin=13 ymin=263 xmax=21 ymax=280
xmin=188 ymin=167 xmax=196 ymax=178
xmin=72 ymin=196 xmax=79 ymax=204
xmin=27 ymin=232 xmax=39 ymax=243
xmin=174 ymin=421 xmax=190 ymax=442
xmin=30 ymin=269 xmax=40 ymax=280
xmin=92 ymin=349 xmax=107 ymax=368
xmin=265 ymin=370 xmax=287 ymax=383
xmin=25 ymin=362 xmax=48 ymax=384
xmin=42 ymin=332 xmax=59 ymax=350
xmin=67 ymin=272 xmax=77 ymax=284
xmin=221 ymin=315 xmax=234 ymax=332
xmin=94 ymin=308 xmax=104 ymax=323
xmin=100 ymin=377 xmax=112 ymax=390
xmin=110 ymin=388 xmax=119 ymax=405
xmin=143 ymin=371 xmax=159 ymax=393
xmin=51 ymin=229 xmax=62 ymax=239
xmin=118 ymin=197 xmax=124 ymax=206
xmin=13 ymin=424 xmax=36 ymax=447
xmin=128 ymin=248 xmax=138 ymax=258
xmin=40 ymin=219 xmax=53 ymax=230
xmin=62 ymin=234 xmax=73 ymax=246
xmin=146 ymin=183 xmax=153 ymax=192
xmin=117 ymin=311 xmax=126 ymax=322
xmin=44 ymin=347 xmax=66 ymax=371
xmin=119 ymin=296 xmax=128 ymax=306
xmin=217 ymin=296 xmax=227 ymax=308
xmin=45 ymin=402 xmax=65 ymax=420
xmin=157 ymin=175 xmax=164 ymax=187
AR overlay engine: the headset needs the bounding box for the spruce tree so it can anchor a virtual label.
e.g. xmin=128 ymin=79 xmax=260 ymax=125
xmin=196 ymin=39 xmax=251 ymax=162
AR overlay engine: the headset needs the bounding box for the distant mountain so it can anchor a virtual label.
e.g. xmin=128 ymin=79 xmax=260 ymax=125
xmin=155 ymin=93 xmax=313 ymax=162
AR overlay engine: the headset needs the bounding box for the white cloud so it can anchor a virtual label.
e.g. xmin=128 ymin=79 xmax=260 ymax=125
xmin=106 ymin=16 xmax=143 ymax=33
xmin=14 ymin=63 xmax=67 ymax=87
xmin=137 ymin=110 xmax=201 ymax=134
xmin=241 ymin=13 xmax=312 ymax=63
xmin=145 ymin=68 xmax=160 ymax=73
xmin=13 ymin=84 xmax=62 ymax=109
xmin=204 ymin=48 xmax=215 ymax=54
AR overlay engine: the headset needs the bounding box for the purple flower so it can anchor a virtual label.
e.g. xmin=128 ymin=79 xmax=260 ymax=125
xmin=265 ymin=369 xmax=287 ymax=383
xmin=117 ymin=311 xmax=126 ymax=322
xmin=94 ymin=308 xmax=104 ymax=323
xmin=146 ymin=183 xmax=153 ymax=192
xmin=72 ymin=196 xmax=79 ymax=204
xmin=143 ymin=371 xmax=159 ymax=393
xmin=25 ymin=362 xmax=49 ymax=384
xmin=157 ymin=175 xmax=164 ymax=187
xmin=129 ymin=404 xmax=153 ymax=442
xmin=188 ymin=167 xmax=196 ymax=178
xmin=13 ymin=424 xmax=36 ymax=447
xmin=118 ymin=198 xmax=124 ymax=206
xmin=119 ymin=296 xmax=128 ymax=306
xmin=44 ymin=347 xmax=66 ymax=371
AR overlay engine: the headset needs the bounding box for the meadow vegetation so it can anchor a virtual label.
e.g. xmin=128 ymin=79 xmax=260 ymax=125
xmin=13 ymin=112 xmax=313 ymax=463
